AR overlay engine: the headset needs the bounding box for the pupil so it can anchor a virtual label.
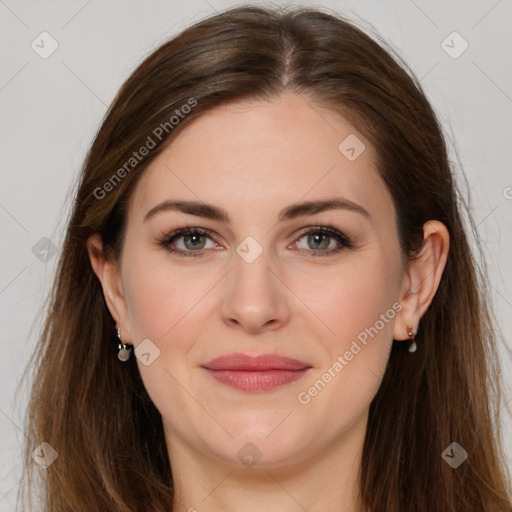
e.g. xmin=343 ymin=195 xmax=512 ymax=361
xmin=310 ymin=234 xmax=329 ymax=250
xmin=185 ymin=234 xmax=204 ymax=250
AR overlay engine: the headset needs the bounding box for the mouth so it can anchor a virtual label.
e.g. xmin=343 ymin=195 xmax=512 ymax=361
xmin=200 ymin=353 xmax=312 ymax=392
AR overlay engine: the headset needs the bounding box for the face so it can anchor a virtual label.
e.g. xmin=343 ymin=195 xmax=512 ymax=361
xmin=111 ymin=92 xmax=406 ymax=469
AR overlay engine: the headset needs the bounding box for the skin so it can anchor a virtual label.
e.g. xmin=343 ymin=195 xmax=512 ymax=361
xmin=88 ymin=91 xmax=449 ymax=512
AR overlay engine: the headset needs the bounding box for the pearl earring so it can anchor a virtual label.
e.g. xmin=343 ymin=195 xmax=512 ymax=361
xmin=406 ymin=325 xmax=417 ymax=353
xmin=117 ymin=327 xmax=132 ymax=362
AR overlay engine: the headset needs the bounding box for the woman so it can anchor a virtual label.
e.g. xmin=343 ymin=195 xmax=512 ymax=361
xmin=20 ymin=5 xmax=512 ymax=511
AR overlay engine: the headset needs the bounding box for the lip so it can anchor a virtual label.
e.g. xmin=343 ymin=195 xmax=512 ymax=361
xmin=201 ymin=353 xmax=312 ymax=392
xmin=201 ymin=353 xmax=311 ymax=371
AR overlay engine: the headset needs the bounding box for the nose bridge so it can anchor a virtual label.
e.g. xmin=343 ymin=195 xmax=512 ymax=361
xmin=221 ymin=235 xmax=290 ymax=331
xmin=231 ymin=237 xmax=276 ymax=303
xmin=233 ymin=238 xmax=272 ymax=290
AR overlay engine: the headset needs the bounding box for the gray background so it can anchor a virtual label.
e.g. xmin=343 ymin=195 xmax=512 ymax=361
xmin=1 ymin=0 xmax=511 ymax=508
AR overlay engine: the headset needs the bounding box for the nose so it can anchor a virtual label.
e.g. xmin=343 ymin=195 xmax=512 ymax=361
xmin=221 ymin=245 xmax=292 ymax=334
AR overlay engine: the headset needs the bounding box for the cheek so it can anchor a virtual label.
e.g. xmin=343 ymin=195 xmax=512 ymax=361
xmin=123 ymin=255 xmax=211 ymax=341
xmin=121 ymin=256 xmax=213 ymax=425
xmin=292 ymin=252 xmax=400 ymax=409
xmin=290 ymin=248 xmax=401 ymax=344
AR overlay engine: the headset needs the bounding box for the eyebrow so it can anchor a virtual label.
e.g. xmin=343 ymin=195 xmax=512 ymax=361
xmin=143 ymin=197 xmax=370 ymax=224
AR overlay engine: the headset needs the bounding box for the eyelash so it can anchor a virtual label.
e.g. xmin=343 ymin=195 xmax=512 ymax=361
xmin=156 ymin=224 xmax=354 ymax=259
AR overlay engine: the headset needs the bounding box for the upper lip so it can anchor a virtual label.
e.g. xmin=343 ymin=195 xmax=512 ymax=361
xmin=201 ymin=353 xmax=312 ymax=371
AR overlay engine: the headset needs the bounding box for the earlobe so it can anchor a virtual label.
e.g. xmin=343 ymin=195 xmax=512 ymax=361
xmin=86 ymin=234 xmax=133 ymax=343
xmin=393 ymin=220 xmax=450 ymax=342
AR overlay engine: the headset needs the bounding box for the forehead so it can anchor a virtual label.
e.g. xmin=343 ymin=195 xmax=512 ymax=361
xmin=128 ymin=92 xmax=392 ymax=226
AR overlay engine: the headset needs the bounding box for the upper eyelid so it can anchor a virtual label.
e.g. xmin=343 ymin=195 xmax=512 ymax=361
xmin=164 ymin=225 xmax=351 ymax=248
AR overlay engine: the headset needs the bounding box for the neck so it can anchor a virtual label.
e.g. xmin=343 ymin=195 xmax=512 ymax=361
xmin=166 ymin=411 xmax=368 ymax=512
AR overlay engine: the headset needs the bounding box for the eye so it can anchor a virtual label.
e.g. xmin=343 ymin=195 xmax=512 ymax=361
xmin=292 ymin=225 xmax=354 ymax=257
xmin=156 ymin=224 xmax=354 ymax=258
xmin=157 ymin=227 xmax=219 ymax=258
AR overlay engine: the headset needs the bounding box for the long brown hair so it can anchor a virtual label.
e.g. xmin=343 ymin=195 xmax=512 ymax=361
xmin=19 ymin=5 xmax=512 ymax=511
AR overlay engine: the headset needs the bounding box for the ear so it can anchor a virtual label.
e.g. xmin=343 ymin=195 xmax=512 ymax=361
xmin=393 ymin=220 xmax=450 ymax=340
xmin=86 ymin=233 xmax=133 ymax=344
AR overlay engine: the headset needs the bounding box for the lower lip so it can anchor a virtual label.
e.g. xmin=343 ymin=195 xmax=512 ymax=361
xmin=203 ymin=368 xmax=310 ymax=391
